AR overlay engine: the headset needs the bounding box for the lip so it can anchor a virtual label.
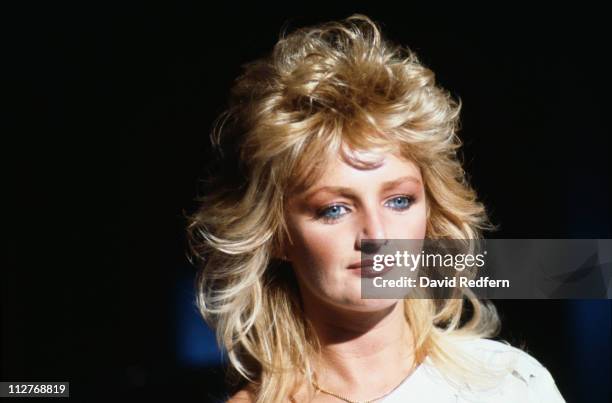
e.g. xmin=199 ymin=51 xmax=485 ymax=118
xmin=347 ymin=259 xmax=393 ymax=278
xmin=347 ymin=258 xmax=375 ymax=269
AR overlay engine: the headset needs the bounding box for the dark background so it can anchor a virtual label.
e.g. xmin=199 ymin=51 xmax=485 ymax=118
xmin=4 ymin=4 xmax=611 ymax=403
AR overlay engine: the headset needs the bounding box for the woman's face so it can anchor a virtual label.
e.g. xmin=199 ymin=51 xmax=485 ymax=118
xmin=284 ymin=150 xmax=427 ymax=312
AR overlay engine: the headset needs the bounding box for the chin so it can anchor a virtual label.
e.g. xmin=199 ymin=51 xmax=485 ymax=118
xmin=338 ymin=296 xmax=400 ymax=313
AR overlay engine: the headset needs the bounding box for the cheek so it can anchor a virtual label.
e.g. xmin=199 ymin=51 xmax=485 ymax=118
xmin=413 ymin=203 xmax=428 ymax=237
xmin=388 ymin=202 xmax=428 ymax=239
xmin=292 ymin=225 xmax=350 ymax=269
xmin=286 ymin=220 xmax=354 ymax=279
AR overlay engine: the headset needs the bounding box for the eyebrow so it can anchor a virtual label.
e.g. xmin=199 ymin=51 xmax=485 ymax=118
xmin=303 ymin=176 xmax=422 ymax=201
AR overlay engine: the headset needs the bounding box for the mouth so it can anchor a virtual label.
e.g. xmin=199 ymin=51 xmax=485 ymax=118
xmin=347 ymin=259 xmax=393 ymax=278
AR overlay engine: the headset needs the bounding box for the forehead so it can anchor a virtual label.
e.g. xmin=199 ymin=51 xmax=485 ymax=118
xmin=290 ymin=150 xmax=423 ymax=203
xmin=285 ymin=133 xmax=421 ymax=197
xmin=316 ymin=150 xmax=421 ymax=185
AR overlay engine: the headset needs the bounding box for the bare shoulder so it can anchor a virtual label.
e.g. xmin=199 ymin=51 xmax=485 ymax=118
xmin=226 ymin=388 xmax=255 ymax=403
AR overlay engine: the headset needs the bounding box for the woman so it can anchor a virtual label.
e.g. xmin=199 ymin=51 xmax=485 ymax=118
xmin=187 ymin=14 xmax=565 ymax=403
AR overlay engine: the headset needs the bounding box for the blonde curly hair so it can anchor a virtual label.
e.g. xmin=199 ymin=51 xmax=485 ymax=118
xmin=187 ymin=14 xmax=499 ymax=403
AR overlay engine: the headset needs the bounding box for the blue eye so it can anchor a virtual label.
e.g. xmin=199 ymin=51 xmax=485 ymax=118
xmin=318 ymin=204 xmax=349 ymax=222
xmin=385 ymin=196 xmax=413 ymax=211
xmin=316 ymin=196 xmax=414 ymax=224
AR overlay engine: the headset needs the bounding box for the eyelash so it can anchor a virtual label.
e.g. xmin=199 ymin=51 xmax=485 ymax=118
xmin=316 ymin=195 xmax=416 ymax=224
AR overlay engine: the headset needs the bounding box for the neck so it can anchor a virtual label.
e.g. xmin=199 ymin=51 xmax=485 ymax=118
xmin=301 ymin=293 xmax=416 ymax=397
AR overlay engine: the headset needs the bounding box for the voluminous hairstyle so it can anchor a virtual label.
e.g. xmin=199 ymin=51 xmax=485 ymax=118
xmin=187 ymin=14 xmax=499 ymax=403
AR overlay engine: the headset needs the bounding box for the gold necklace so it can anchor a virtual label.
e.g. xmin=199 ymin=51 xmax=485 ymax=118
xmin=311 ymin=365 xmax=416 ymax=403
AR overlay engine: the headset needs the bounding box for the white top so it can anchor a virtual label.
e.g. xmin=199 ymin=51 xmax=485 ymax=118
xmin=382 ymin=338 xmax=566 ymax=403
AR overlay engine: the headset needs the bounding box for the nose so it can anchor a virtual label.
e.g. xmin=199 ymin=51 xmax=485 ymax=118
xmin=355 ymin=206 xmax=387 ymax=253
xmin=361 ymin=240 xmax=387 ymax=255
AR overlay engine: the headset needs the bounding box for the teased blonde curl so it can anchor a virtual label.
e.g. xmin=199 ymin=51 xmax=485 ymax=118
xmin=187 ymin=14 xmax=499 ymax=403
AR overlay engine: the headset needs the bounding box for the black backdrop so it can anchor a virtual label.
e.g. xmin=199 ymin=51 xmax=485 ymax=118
xmin=5 ymin=4 xmax=611 ymax=403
